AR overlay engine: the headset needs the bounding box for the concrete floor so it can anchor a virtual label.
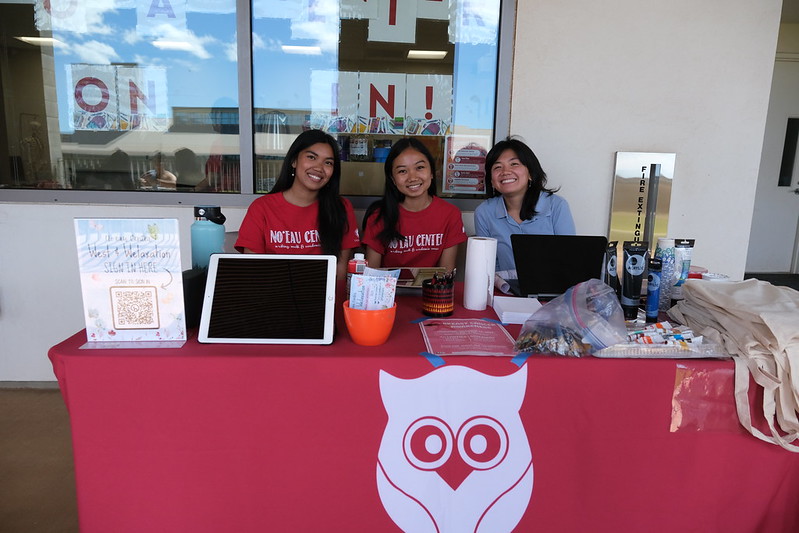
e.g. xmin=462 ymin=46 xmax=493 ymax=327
xmin=0 ymin=388 xmax=78 ymax=533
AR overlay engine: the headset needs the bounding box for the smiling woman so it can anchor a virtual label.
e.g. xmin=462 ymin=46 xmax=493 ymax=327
xmin=361 ymin=138 xmax=467 ymax=271
xmin=235 ymin=130 xmax=360 ymax=279
xmin=474 ymin=137 xmax=576 ymax=277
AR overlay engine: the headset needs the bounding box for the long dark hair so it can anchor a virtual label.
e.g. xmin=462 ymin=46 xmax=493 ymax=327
xmin=270 ymin=129 xmax=347 ymax=256
xmin=362 ymin=138 xmax=437 ymax=247
xmin=485 ymin=136 xmax=558 ymax=220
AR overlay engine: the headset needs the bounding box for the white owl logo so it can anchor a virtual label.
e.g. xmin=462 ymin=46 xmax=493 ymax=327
xmin=377 ymin=365 xmax=533 ymax=532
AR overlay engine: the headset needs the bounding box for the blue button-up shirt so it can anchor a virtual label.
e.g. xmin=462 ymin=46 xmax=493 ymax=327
xmin=474 ymin=193 xmax=576 ymax=275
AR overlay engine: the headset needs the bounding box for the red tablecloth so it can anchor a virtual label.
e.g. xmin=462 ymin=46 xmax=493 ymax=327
xmin=49 ymin=289 xmax=799 ymax=533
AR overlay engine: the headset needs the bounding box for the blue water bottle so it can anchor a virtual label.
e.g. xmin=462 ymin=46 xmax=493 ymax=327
xmin=191 ymin=205 xmax=226 ymax=270
xmin=645 ymin=257 xmax=662 ymax=323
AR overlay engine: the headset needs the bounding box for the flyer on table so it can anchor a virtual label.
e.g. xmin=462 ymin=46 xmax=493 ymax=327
xmin=74 ymin=218 xmax=186 ymax=342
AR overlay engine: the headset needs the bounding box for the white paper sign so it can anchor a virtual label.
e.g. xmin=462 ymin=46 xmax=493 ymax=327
xmin=69 ymin=64 xmax=119 ymax=131
xmin=417 ymin=0 xmax=449 ymax=20
xmin=310 ymin=70 xmax=359 ymax=133
xmin=117 ymin=66 xmax=170 ymax=131
xmin=69 ymin=65 xmax=169 ymax=132
xmin=35 ymin=0 xmax=90 ymax=33
xmin=74 ymin=218 xmax=187 ymax=343
xmin=368 ymin=0 xmax=418 ymax=43
xmin=405 ymin=74 xmax=452 ymax=136
xmin=137 ymin=0 xmax=188 ymax=37
xmin=340 ymin=0 xmax=379 ymax=19
xmin=357 ymin=72 xmax=406 ymax=134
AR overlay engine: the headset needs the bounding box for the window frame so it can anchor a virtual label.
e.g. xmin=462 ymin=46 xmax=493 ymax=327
xmin=3 ymin=0 xmax=515 ymax=211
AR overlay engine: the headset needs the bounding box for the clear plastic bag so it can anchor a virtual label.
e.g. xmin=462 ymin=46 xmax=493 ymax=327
xmin=514 ymin=279 xmax=627 ymax=357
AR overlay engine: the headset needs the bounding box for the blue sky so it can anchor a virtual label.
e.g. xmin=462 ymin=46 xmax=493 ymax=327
xmin=48 ymin=1 xmax=498 ymax=134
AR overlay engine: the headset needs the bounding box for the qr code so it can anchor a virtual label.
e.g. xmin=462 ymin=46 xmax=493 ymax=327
xmin=110 ymin=286 xmax=160 ymax=329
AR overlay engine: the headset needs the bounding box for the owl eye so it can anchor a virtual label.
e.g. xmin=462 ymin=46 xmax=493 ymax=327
xmin=457 ymin=416 xmax=508 ymax=470
xmin=403 ymin=417 xmax=454 ymax=471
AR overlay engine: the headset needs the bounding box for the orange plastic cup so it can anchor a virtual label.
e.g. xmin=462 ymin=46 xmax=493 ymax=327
xmin=342 ymin=300 xmax=397 ymax=346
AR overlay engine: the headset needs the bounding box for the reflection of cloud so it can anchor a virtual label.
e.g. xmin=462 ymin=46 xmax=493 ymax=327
xmin=83 ymin=3 xmax=117 ymax=36
xmin=123 ymin=29 xmax=143 ymax=46
xmin=75 ymin=40 xmax=121 ymax=64
xmin=252 ymin=33 xmax=266 ymax=50
xmin=223 ymin=41 xmax=237 ymax=62
xmin=290 ymin=20 xmax=338 ymax=53
xmin=288 ymin=0 xmax=339 ymax=53
xmin=224 ymin=33 xmax=278 ymax=62
xmin=149 ymin=25 xmax=216 ymax=59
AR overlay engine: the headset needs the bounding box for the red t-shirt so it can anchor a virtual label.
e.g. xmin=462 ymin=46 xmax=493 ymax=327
xmin=362 ymin=196 xmax=467 ymax=268
xmin=235 ymin=192 xmax=360 ymax=255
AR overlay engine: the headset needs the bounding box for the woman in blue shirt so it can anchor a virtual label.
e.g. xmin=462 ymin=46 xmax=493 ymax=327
xmin=474 ymin=137 xmax=575 ymax=277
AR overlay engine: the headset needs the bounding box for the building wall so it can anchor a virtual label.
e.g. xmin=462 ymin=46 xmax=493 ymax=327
xmin=746 ymin=23 xmax=799 ymax=272
xmin=508 ymin=0 xmax=780 ymax=277
xmin=0 ymin=0 xmax=783 ymax=381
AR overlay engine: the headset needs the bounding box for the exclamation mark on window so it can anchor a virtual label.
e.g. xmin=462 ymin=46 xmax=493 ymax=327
xmin=425 ymin=86 xmax=433 ymax=120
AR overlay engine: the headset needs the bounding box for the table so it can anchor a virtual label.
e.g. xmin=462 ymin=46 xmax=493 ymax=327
xmin=49 ymin=287 xmax=799 ymax=532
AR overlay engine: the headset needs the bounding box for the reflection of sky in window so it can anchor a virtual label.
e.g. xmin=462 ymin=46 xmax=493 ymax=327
xmin=452 ymin=44 xmax=498 ymax=131
xmin=49 ymin=1 xmax=499 ymax=133
xmin=51 ymin=6 xmax=238 ymax=134
xmin=252 ymin=17 xmax=338 ymax=111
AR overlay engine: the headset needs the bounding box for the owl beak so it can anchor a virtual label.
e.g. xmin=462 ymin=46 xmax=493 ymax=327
xmin=436 ymin=453 xmax=473 ymax=490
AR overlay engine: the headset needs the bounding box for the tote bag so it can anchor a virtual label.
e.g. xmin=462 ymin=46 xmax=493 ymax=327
xmin=668 ymin=279 xmax=799 ymax=451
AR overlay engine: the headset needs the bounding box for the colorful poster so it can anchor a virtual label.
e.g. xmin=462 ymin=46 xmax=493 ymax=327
xmin=136 ymin=0 xmax=188 ymax=37
xmin=405 ymin=74 xmax=452 ymax=136
xmin=357 ymin=72 xmax=406 ymax=134
xmin=69 ymin=64 xmax=119 ymax=131
xmin=74 ymin=218 xmax=186 ymax=344
xmin=368 ymin=0 xmax=418 ymax=43
xmin=310 ymin=70 xmax=358 ymax=133
xmin=117 ymin=66 xmax=170 ymax=131
xmin=69 ymin=65 xmax=169 ymax=132
xmin=444 ymin=135 xmax=489 ymax=194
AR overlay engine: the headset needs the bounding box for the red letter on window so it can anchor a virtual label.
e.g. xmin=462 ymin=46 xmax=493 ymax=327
xmin=370 ymin=84 xmax=395 ymax=117
xmin=74 ymin=77 xmax=110 ymax=113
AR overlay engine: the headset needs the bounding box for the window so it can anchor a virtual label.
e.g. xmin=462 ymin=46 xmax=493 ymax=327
xmin=0 ymin=0 xmax=511 ymax=205
xmin=779 ymin=118 xmax=799 ymax=187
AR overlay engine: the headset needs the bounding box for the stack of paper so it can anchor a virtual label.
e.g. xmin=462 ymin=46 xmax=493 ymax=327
xmin=492 ymin=295 xmax=542 ymax=324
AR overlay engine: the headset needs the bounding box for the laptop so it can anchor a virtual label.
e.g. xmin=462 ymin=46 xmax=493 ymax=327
xmin=510 ymin=234 xmax=608 ymax=299
xmin=198 ymin=253 xmax=337 ymax=344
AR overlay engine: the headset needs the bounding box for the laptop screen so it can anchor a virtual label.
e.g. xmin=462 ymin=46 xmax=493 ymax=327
xmin=198 ymin=254 xmax=337 ymax=344
xmin=511 ymin=234 xmax=608 ymax=298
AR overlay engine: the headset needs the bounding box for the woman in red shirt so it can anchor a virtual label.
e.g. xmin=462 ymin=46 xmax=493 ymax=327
xmin=362 ymin=138 xmax=466 ymax=271
xmin=236 ymin=130 xmax=360 ymax=278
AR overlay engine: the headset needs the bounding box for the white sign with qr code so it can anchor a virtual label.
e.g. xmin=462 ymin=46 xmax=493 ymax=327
xmin=74 ymin=218 xmax=186 ymax=343
xmin=110 ymin=286 xmax=160 ymax=329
